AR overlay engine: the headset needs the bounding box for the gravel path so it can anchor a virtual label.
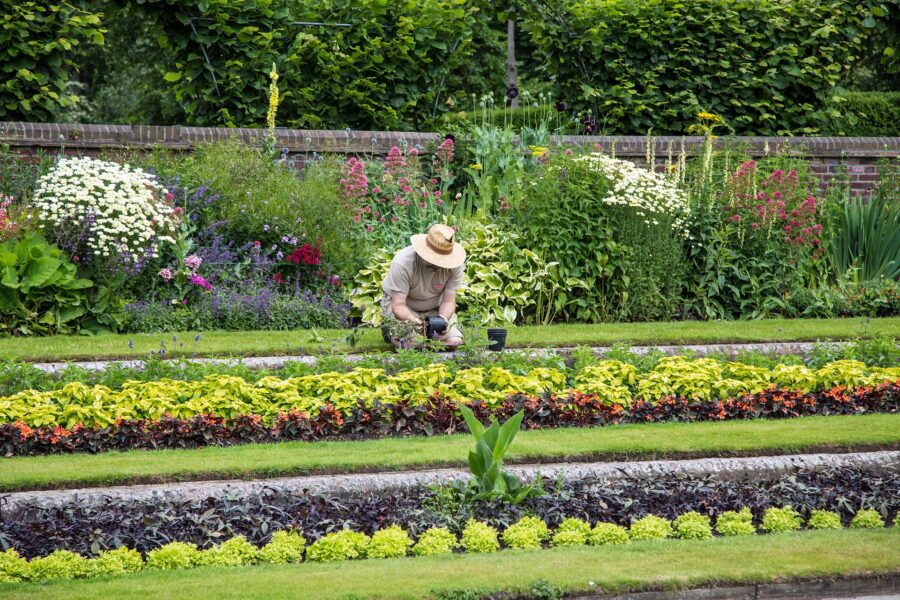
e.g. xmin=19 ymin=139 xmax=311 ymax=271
xmin=3 ymin=450 xmax=895 ymax=519
xmin=29 ymin=341 xmax=851 ymax=373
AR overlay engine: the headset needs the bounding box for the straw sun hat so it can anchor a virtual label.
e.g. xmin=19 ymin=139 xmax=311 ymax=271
xmin=410 ymin=224 xmax=466 ymax=269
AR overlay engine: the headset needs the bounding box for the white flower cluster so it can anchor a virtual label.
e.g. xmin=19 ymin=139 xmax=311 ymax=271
xmin=578 ymin=153 xmax=691 ymax=236
xmin=33 ymin=157 xmax=178 ymax=261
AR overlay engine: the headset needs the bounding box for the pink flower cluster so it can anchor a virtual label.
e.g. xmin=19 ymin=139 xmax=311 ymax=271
xmin=158 ymin=268 xmax=174 ymax=281
xmin=184 ymin=254 xmax=202 ymax=273
xmin=340 ymin=157 xmax=369 ymax=199
xmin=727 ymin=162 xmax=824 ymax=260
xmin=434 ymin=138 xmax=454 ymax=167
xmin=190 ymin=274 xmax=212 ymax=291
xmin=0 ymin=196 xmax=18 ymax=241
xmin=384 ymin=146 xmax=407 ymax=174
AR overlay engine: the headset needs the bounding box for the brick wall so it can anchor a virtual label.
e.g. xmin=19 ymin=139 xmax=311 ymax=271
xmin=1 ymin=121 xmax=897 ymax=195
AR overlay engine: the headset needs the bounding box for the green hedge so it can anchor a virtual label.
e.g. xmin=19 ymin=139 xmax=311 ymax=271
xmin=129 ymin=0 xmax=503 ymax=130
xmin=521 ymin=0 xmax=893 ymax=136
xmin=827 ymin=91 xmax=900 ymax=136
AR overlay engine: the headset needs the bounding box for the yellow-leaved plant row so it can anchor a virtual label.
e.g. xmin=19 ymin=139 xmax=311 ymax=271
xmin=1 ymin=358 xmax=898 ymax=429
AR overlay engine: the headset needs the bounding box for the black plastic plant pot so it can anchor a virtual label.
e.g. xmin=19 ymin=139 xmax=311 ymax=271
xmin=487 ymin=328 xmax=508 ymax=352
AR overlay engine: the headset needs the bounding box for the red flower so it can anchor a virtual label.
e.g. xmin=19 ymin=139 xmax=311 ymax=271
xmin=274 ymin=273 xmax=285 ymax=284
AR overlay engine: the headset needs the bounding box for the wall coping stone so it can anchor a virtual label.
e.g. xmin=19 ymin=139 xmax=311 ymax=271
xmin=1 ymin=121 xmax=898 ymax=157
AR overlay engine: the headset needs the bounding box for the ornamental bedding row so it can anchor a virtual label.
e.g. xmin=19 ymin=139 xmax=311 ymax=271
xmin=2 ymin=357 xmax=898 ymax=429
xmin=3 ymin=381 xmax=898 ymax=456
xmin=0 ymin=507 xmax=894 ymax=585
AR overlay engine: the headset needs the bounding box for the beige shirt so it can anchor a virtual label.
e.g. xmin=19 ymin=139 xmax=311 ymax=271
xmin=382 ymin=246 xmax=464 ymax=312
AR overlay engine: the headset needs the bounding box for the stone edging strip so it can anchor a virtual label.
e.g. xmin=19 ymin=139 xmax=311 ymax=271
xmin=580 ymin=573 xmax=900 ymax=600
xmin=3 ymin=451 xmax=895 ymax=521
xmin=27 ymin=341 xmax=862 ymax=373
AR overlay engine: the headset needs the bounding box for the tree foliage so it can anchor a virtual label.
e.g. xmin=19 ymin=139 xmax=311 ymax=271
xmin=0 ymin=1 xmax=105 ymax=120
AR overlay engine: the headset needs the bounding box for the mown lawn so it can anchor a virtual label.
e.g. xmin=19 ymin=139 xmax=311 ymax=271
xmin=2 ymin=317 xmax=896 ymax=361
xmin=4 ymin=414 xmax=897 ymax=491
xmin=1 ymin=530 xmax=897 ymax=599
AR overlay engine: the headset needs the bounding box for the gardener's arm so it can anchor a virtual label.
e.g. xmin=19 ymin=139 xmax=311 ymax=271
xmin=390 ymin=293 xmax=423 ymax=325
xmin=438 ymin=290 xmax=457 ymax=322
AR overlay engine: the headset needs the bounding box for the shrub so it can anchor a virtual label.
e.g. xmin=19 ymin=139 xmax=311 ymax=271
xmin=33 ymin=157 xmax=178 ymax=265
xmin=827 ymin=92 xmax=900 ymax=137
xmin=715 ymin=509 xmax=757 ymax=536
xmin=412 ymin=527 xmax=458 ymax=557
xmin=515 ymin=154 xmax=687 ymax=322
xmin=145 ymin=542 xmax=201 ymax=570
xmin=588 ymin=523 xmax=630 ymax=546
xmin=502 ymin=516 xmax=550 ymax=550
xmin=628 ymin=515 xmax=672 ymax=541
xmin=27 ymin=550 xmax=91 ymax=581
xmin=551 ymin=518 xmax=591 ymax=547
xmin=850 ymin=509 xmax=885 ymax=529
xmin=0 ymin=548 xmax=30 ymax=583
xmin=86 ymin=547 xmax=143 ymax=577
xmin=258 ymin=530 xmax=307 ymax=564
xmin=0 ymin=2 xmax=104 ymax=121
xmin=807 ymin=510 xmax=843 ymax=530
xmin=672 ymin=511 xmax=713 ymax=540
xmin=198 ymin=535 xmax=259 ymax=567
xmin=522 ymin=0 xmax=888 ymax=135
xmin=306 ymin=530 xmax=370 ymax=562
xmin=366 ymin=525 xmax=413 ymax=559
xmin=460 ymin=520 xmax=500 ymax=554
xmin=761 ymin=507 xmax=803 ymax=533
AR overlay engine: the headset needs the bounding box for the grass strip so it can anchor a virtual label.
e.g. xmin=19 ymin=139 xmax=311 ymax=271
xmin=3 ymin=414 xmax=898 ymax=492
xmin=3 ymin=317 xmax=897 ymax=361
xmin=1 ymin=529 xmax=897 ymax=599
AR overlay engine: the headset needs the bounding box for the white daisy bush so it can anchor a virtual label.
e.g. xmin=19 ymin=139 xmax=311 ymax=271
xmin=33 ymin=157 xmax=179 ymax=262
xmin=577 ymin=153 xmax=690 ymax=236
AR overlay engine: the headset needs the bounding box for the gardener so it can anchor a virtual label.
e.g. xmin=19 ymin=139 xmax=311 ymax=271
xmin=381 ymin=224 xmax=466 ymax=349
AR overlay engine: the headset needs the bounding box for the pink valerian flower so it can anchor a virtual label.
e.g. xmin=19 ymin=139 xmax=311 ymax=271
xmin=384 ymin=146 xmax=407 ymax=174
xmin=434 ymin=138 xmax=454 ymax=166
xmin=159 ymin=268 xmax=174 ymax=281
xmin=190 ymin=274 xmax=212 ymax=291
xmin=183 ymin=254 xmax=202 ymax=273
xmin=340 ymin=157 xmax=369 ymax=199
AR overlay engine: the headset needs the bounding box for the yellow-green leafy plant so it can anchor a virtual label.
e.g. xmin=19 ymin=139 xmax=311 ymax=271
xmin=306 ymin=530 xmax=370 ymax=562
xmin=551 ymin=518 xmax=591 ymax=547
xmin=27 ymin=549 xmax=91 ymax=581
xmin=146 ymin=542 xmax=201 ymax=570
xmin=850 ymin=509 xmax=885 ymax=529
xmin=574 ymin=360 xmax=636 ymax=405
xmin=761 ymin=507 xmax=802 ymax=533
xmin=0 ymin=548 xmax=29 ymax=583
xmin=588 ymin=523 xmax=629 ymax=545
xmin=807 ymin=510 xmax=843 ymax=530
xmin=629 ymin=515 xmax=672 ymax=541
xmin=502 ymin=516 xmax=550 ymax=550
xmin=86 ymin=548 xmax=143 ymax=578
xmin=715 ymin=509 xmax=757 ymax=536
xmin=460 ymin=520 xmax=500 ymax=553
xmin=366 ymin=525 xmax=413 ymax=559
xmin=672 ymin=511 xmax=713 ymax=540
xmin=257 ymin=530 xmax=307 ymax=564
xmin=814 ymin=360 xmax=869 ymax=389
xmin=198 ymin=535 xmax=259 ymax=567
xmin=412 ymin=527 xmax=458 ymax=557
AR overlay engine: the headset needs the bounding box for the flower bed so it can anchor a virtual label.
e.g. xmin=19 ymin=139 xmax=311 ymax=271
xmin=3 ymin=463 xmax=897 ymax=559
xmin=1 ymin=506 xmax=896 ymax=584
xmin=1 ymin=358 xmax=898 ymax=456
